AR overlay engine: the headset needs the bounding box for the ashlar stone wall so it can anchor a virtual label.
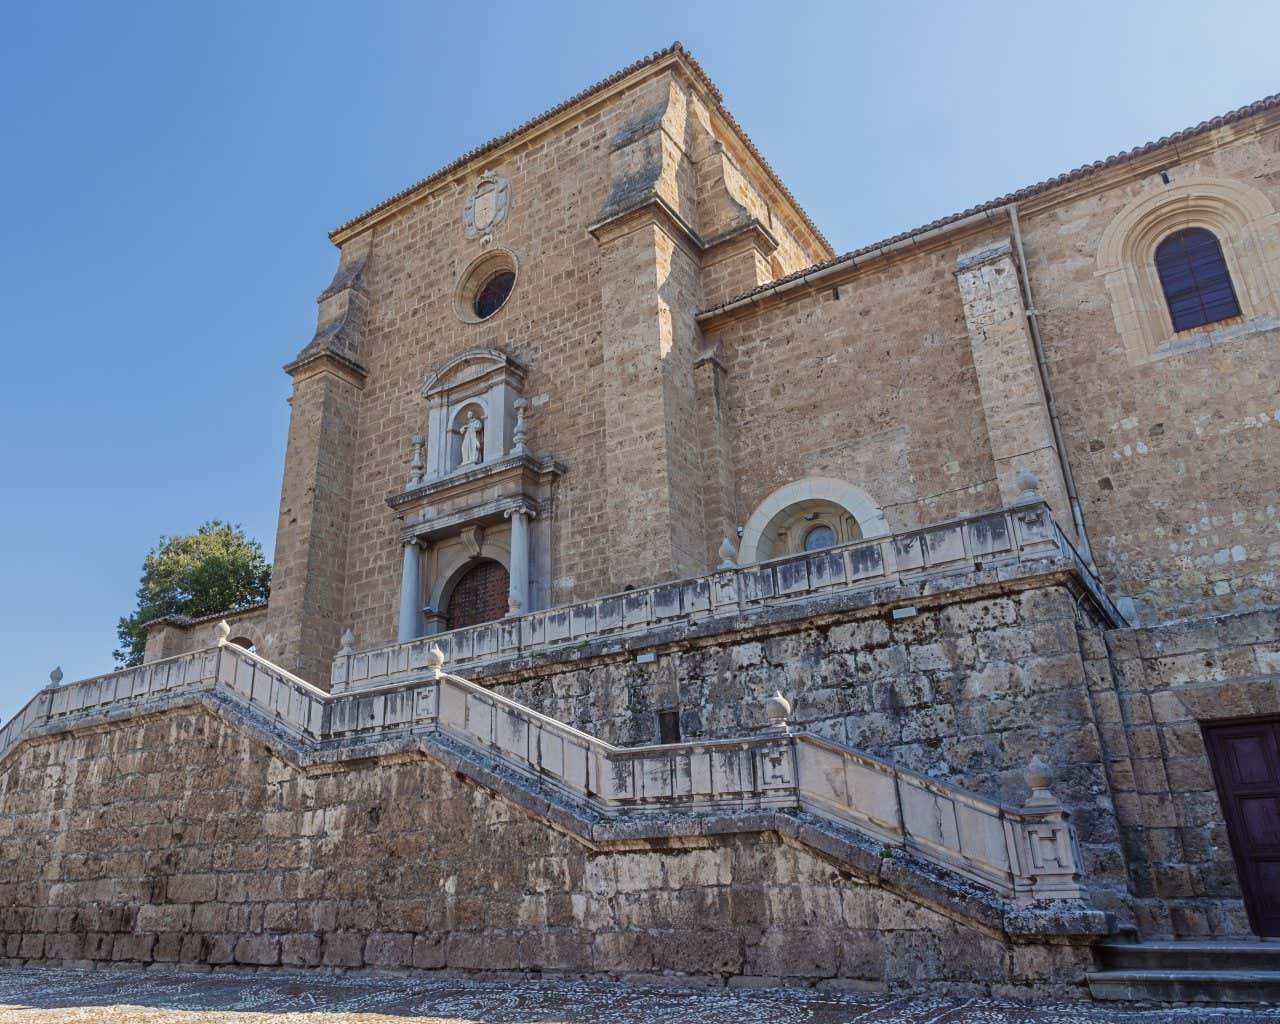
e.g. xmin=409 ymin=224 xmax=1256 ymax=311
xmin=0 ymin=708 xmax=1093 ymax=995
xmin=1099 ymin=607 xmax=1280 ymax=937
xmin=703 ymin=245 xmax=1003 ymax=542
xmin=1014 ymin=123 xmax=1280 ymax=624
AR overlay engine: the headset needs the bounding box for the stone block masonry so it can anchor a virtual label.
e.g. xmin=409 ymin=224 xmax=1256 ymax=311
xmin=0 ymin=706 xmax=1098 ymax=995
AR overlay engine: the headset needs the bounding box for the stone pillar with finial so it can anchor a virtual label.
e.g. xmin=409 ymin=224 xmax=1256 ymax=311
xmin=1015 ymin=465 xmax=1041 ymax=505
xmin=214 ymin=620 xmax=231 ymax=645
xmin=717 ymin=537 xmax=739 ymax=570
xmin=425 ymin=643 xmax=445 ymax=680
xmin=406 ymin=434 xmax=426 ymax=491
xmin=331 ymin=628 xmax=357 ymax=692
xmin=45 ymin=667 xmax=63 ymax=690
xmin=762 ymin=690 xmax=793 ymax=735
xmin=511 ymin=398 xmax=529 ymax=457
xmin=1023 ymin=754 xmax=1061 ymax=808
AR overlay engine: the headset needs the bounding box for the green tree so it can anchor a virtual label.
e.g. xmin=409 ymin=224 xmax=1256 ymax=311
xmin=114 ymin=521 xmax=272 ymax=667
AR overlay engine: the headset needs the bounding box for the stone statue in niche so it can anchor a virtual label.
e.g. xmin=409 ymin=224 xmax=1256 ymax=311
xmin=456 ymin=410 xmax=484 ymax=466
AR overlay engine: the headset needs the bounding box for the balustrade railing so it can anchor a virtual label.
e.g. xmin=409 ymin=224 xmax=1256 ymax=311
xmin=1 ymin=637 xmax=1086 ymax=905
xmin=334 ymin=500 xmax=1123 ymax=693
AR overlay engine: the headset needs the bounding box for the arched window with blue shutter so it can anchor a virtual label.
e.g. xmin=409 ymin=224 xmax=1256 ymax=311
xmin=1154 ymin=227 xmax=1241 ymax=332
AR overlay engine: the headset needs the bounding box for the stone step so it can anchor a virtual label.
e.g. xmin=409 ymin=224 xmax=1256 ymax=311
xmin=1099 ymin=939 xmax=1280 ymax=972
xmin=1089 ymin=941 xmax=1280 ymax=1003
xmin=1087 ymin=969 xmax=1280 ymax=1004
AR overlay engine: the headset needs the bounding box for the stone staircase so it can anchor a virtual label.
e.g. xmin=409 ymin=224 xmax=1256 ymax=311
xmin=1087 ymin=940 xmax=1280 ymax=1004
xmin=0 ymin=635 xmax=1105 ymax=941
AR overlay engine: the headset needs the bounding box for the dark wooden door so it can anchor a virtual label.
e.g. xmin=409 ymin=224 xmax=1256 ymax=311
xmin=446 ymin=560 xmax=510 ymax=630
xmin=1203 ymin=717 xmax=1280 ymax=936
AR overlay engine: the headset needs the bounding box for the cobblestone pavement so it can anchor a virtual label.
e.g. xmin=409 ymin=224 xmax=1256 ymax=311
xmin=0 ymin=967 xmax=1275 ymax=1024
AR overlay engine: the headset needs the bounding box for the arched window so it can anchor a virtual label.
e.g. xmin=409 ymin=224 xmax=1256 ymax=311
xmin=1155 ymin=228 xmax=1241 ymax=332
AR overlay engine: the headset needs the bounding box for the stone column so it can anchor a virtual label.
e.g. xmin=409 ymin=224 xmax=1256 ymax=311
xmin=956 ymin=238 xmax=1072 ymax=531
xmin=505 ymin=508 xmax=534 ymax=615
xmin=397 ymin=541 xmax=422 ymax=642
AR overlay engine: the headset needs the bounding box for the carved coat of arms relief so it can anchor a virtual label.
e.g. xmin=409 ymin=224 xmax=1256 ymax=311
xmin=463 ymin=170 xmax=510 ymax=244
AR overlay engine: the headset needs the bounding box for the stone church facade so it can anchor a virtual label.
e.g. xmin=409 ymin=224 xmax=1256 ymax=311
xmin=5 ymin=45 xmax=1280 ymax=999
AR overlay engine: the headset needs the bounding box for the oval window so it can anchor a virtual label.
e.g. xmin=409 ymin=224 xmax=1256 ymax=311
xmin=473 ymin=270 xmax=515 ymax=320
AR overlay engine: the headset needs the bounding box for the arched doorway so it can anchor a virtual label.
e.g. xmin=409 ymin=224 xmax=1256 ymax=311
xmin=446 ymin=559 xmax=510 ymax=629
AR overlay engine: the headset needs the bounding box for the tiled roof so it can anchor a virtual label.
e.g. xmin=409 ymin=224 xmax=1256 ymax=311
xmin=143 ymin=603 xmax=269 ymax=630
xmin=701 ymin=90 xmax=1280 ymax=316
xmin=329 ymin=43 xmax=833 ymax=256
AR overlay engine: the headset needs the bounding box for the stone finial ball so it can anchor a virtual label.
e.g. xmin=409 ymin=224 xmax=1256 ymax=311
xmin=49 ymin=666 xmax=63 ymax=687
xmin=1015 ymin=466 xmax=1041 ymax=497
xmin=426 ymin=644 xmax=446 ymax=671
xmin=763 ymin=689 xmax=792 ymax=724
xmin=214 ymin=620 xmax=231 ymax=644
xmin=1024 ymin=754 xmax=1053 ymax=792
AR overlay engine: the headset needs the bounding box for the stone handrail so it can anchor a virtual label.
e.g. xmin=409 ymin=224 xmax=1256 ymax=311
xmin=334 ymin=500 xmax=1125 ymax=693
xmin=1 ymin=639 xmax=1085 ymax=907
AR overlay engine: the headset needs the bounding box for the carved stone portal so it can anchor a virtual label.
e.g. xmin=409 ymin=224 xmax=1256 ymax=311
xmin=391 ymin=348 xmax=564 ymax=640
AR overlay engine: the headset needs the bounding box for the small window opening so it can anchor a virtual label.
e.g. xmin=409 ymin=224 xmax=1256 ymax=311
xmin=657 ymin=709 xmax=681 ymax=745
xmin=1154 ymin=227 xmax=1241 ymax=332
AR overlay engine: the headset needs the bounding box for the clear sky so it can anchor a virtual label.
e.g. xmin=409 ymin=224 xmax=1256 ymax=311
xmin=1 ymin=0 xmax=1277 ymax=723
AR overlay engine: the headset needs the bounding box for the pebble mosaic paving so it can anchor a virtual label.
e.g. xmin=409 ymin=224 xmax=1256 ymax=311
xmin=0 ymin=967 xmax=1275 ymax=1023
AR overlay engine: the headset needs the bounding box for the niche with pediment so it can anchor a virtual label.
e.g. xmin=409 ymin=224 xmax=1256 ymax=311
xmin=421 ymin=349 xmax=525 ymax=479
xmin=390 ymin=347 xmax=564 ymax=636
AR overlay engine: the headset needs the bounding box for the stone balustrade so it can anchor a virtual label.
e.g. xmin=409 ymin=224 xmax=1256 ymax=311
xmin=334 ymin=500 xmax=1124 ymax=693
xmin=1 ymin=637 xmax=1086 ymax=906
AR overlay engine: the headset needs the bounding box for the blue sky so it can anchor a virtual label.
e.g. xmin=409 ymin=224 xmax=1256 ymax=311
xmin=1 ymin=0 xmax=1277 ymax=722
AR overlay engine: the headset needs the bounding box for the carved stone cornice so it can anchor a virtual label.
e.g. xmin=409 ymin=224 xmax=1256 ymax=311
xmin=700 ymin=218 xmax=779 ymax=261
xmin=389 ymin=454 xmax=564 ymax=548
xmin=587 ymin=193 xmax=702 ymax=258
xmin=283 ymin=348 xmax=368 ymax=388
xmin=388 ymin=453 xmax=563 ymax=511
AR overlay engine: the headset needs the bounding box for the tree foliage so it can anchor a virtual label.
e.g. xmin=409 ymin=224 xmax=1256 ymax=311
xmin=114 ymin=521 xmax=271 ymax=667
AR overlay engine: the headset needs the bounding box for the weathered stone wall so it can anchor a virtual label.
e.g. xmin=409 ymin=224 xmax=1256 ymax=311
xmin=467 ymin=580 xmax=1132 ymax=922
xmin=1099 ymin=607 xmax=1280 ymax=937
xmin=0 ymin=707 xmax=1094 ymax=994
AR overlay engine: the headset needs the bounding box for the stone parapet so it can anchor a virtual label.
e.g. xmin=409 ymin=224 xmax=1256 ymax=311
xmin=334 ymin=502 xmax=1124 ymax=693
xmin=0 ymin=639 xmax=1100 ymax=922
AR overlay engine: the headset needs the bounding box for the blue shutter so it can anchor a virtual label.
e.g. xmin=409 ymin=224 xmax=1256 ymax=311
xmin=1155 ymin=228 xmax=1241 ymax=332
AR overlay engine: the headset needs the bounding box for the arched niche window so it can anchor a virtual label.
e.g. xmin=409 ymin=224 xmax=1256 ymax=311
xmin=1154 ymin=227 xmax=1241 ymax=332
xmin=738 ymin=478 xmax=888 ymax=565
xmin=755 ymin=500 xmax=860 ymax=561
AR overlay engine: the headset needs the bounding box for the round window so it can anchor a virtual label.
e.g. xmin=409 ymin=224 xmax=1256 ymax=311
xmin=454 ymin=249 xmax=519 ymax=324
xmin=803 ymin=524 xmax=836 ymax=552
xmin=473 ymin=270 xmax=515 ymax=320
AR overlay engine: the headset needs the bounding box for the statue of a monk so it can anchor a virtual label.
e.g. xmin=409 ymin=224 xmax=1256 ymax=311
xmin=458 ymin=410 xmax=483 ymax=466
